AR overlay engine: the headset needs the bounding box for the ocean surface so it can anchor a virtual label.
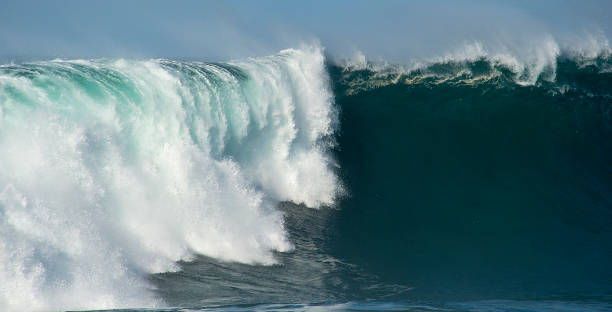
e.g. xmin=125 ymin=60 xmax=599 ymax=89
xmin=0 ymin=44 xmax=611 ymax=311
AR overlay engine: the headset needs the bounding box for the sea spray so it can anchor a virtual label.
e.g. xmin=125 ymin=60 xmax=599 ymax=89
xmin=0 ymin=45 xmax=340 ymax=311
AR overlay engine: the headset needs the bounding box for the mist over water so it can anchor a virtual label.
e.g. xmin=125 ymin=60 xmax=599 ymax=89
xmin=2 ymin=0 xmax=612 ymax=63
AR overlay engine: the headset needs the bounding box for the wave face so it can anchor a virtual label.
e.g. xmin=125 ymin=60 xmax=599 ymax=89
xmin=0 ymin=46 xmax=340 ymax=311
xmin=329 ymin=53 xmax=612 ymax=302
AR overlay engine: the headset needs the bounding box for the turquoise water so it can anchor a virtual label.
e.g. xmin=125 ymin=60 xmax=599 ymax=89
xmin=0 ymin=47 xmax=611 ymax=311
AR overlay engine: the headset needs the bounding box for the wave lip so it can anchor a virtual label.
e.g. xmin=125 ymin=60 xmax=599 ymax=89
xmin=0 ymin=45 xmax=340 ymax=311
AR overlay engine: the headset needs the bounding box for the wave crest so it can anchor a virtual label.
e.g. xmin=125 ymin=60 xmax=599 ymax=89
xmin=336 ymin=35 xmax=612 ymax=94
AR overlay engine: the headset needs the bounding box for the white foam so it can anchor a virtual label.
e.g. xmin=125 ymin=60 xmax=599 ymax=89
xmin=338 ymin=33 xmax=612 ymax=86
xmin=414 ymin=36 xmax=561 ymax=85
xmin=0 ymin=45 xmax=340 ymax=311
xmin=561 ymin=31 xmax=611 ymax=60
xmin=342 ymin=50 xmax=368 ymax=71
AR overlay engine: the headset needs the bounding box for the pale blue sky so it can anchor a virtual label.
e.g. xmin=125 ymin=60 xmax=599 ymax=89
xmin=1 ymin=0 xmax=610 ymax=62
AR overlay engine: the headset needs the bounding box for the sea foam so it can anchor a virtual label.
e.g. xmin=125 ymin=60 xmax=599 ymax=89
xmin=0 ymin=45 xmax=340 ymax=311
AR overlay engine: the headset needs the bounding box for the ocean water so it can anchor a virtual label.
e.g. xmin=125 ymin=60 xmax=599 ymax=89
xmin=0 ymin=44 xmax=611 ymax=312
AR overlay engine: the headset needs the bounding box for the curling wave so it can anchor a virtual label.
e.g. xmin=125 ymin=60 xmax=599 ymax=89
xmin=0 ymin=45 xmax=340 ymax=311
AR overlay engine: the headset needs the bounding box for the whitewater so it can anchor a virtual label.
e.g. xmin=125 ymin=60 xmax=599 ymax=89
xmin=0 ymin=46 xmax=340 ymax=311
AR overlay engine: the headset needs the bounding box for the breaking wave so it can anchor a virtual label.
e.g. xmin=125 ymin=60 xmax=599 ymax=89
xmin=338 ymin=35 xmax=612 ymax=94
xmin=0 ymin=46 xmax=340 ymax=311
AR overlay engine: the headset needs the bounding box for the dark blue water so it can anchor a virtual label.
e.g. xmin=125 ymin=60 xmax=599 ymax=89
xmin=330 ymin=58 xmax=612 ymax=299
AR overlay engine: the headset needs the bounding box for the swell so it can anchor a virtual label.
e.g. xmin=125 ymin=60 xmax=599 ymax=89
xmin=0 ymin=46 xmax=340 ymax=311
xmin=329 ymin=54 xmax=612 ymax=301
